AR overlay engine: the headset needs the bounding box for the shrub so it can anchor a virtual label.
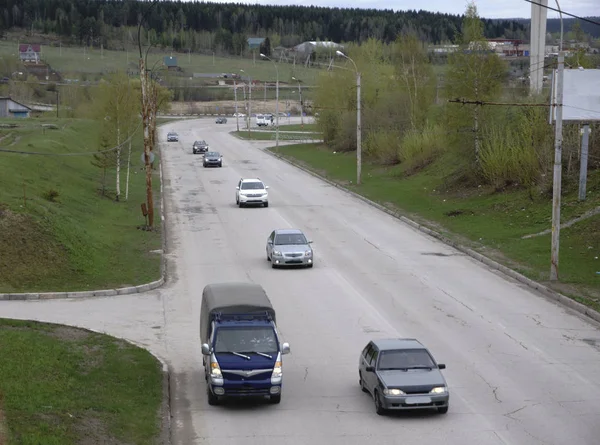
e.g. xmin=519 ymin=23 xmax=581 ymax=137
xmin=399 ymin=124 xmax=446 ymax=170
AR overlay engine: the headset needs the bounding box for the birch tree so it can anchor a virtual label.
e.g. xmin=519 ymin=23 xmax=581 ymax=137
xmin=392 ymin=33 xmax=435 ymax=131
xmin=445 ymin=2 xmax=507 ymax=165
xmin=95 ymin=72 xmax=141 ymax=202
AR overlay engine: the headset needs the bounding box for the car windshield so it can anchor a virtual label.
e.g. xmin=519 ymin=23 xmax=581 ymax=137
xmin=377 ymin=349 xmax=435 ymax=370
xmin=257 ymin=114 xmax=264 ymax=119
xmin=206 ymin=152 xmax=219 ymax=157
xmin=241 ymin=182 xmax=264 ymax=190
xmin=274 ymin=233 xmax=307 ymax=245
xmin=214 ymin=326 xmax=278 ymax=354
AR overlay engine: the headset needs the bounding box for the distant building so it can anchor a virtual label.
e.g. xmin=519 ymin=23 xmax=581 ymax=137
xmin=0 ymin=97 xmax=32 ymax=118
xmin=291 ymin=41 xmax=343 ymax=59
xmin=19 ymin=44 xmax=41 ymax=63
xmin=163 ymin=56 xmax=178 ymax=70
xmin=247 ymin=37 xmax=266 ymax=50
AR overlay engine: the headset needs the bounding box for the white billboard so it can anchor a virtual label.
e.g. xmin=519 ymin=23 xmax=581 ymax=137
xmin=550 ymin=69 xmax=600 ymax=122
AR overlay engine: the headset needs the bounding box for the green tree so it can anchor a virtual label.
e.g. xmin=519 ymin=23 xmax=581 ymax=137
xmin=393 ymin=32 xmax=435 ymax=130
xmin=445 ymin=2 xmax=507 ymax=166
xmin=94 ymin=71 xmax=141 ymax=201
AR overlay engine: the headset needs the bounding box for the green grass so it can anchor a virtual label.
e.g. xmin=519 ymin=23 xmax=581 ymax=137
xmin=231 ymin=130 xmax=322 ymax=141
xmin=0 ymin=117 xmax=162 ymax=293
xmin=0 ymin=319 xmax=162 ymax=445
xmin=0 ymin=41 xmax=322 ymax=84
xmin=270 ymin=143 xmax=600 ymax=308
xmin=272 ymin=123 xmax=318 ymax=132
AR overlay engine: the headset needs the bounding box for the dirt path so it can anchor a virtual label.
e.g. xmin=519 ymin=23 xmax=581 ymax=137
xmin=522 ymin=206 xmax=600 ymax=239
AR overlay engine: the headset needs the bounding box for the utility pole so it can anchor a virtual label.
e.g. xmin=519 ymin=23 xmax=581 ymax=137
xmin=356 ymin=71 xmax=362 ymax=185
xmin=234 ymin=80 xmax=239 ymax=132
xmin=248 ymin=78 xmax=252 ymax=138
xmin=578 ymin=124 xmax=590 ymax=201
xmin=56 ymin=89 xmax=59 ymax=118
xmin=550 ymin=51 xmax=564 ymax=281
xmin=260 ymin=54 xmax=279 ymax=149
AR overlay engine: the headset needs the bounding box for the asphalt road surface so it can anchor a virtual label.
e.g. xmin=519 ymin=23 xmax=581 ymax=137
xmin=2 ymin=117 xmax=600 ymax=444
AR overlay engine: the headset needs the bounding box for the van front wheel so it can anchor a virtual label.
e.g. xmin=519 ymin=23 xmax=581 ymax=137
xmin=269 ymin=394 xmax=281 ymax=404
xmin=207 ymin=386 xmax=219 ymax=406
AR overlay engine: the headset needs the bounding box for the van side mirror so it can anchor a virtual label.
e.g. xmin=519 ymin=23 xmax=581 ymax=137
xmin=366 ymin=366 xmax=375 ymax=372
xmin=438 ymin=363 xmax=446 ymax=370
xmin=236 ymin=186 xmax=240 ymax=190
xmin=281 ymin=342 xmax=290 ymax=355
xmin=201 ymin=343 xmax=211 ymax=355
xmin=265 ymin=186 xmax=269 ymax=189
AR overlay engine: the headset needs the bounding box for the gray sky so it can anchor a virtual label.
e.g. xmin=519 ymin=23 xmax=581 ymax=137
xmin=201 ymin=0 xmax=598 ymax=19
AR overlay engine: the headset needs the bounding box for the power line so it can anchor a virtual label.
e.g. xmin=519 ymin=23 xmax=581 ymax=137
xmin=0 ymin=120 xmax=142 ymax=156
xmin=524 ymin=1 xmax=600 ymax=27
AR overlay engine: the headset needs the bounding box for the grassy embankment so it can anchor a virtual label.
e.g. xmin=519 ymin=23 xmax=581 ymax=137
xmin=231 ymin=129 xmax=321 ymax=142
xmin=269 ymin=143 xmax=600 ymax=310
xmin=0 ymin=319 xmax=163 ymax=444
xmin=0 ymin=117 xmax=162 ymax=293
xmin=0 ymin=40 xmax=322 ymax=85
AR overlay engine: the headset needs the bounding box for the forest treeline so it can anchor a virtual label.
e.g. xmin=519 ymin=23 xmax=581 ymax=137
xmin=2 ymin=0 xmax=529 ymax=54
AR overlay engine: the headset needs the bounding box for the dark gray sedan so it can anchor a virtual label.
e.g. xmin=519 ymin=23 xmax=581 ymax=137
xmin=266 ymin=228 xmax=313 ymax=268
xmin=359 ymin=338 xmax=449 ymax=415
xmin=203 ymin=151 xmax=223 ymax=167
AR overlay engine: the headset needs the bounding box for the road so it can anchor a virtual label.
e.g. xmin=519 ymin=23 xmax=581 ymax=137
xmin=2 ymin=117 xmax=600 ymax=444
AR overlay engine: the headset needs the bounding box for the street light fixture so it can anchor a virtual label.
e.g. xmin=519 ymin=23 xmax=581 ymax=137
xmin=291 ymin=76 xmax=304 ymax=128
xmin=260 ymin=53 xmax=280 ymax=150
xmin=335 ymin=50 xmax=361 ymax=185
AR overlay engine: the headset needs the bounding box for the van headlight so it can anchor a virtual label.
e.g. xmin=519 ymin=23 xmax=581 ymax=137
xmin=271 ymin=354 xmax=282 ymax=384
xmin=210 ymin=361 xmax=222 ymax=378
xmin=429 ymin=386 xmax=447 ymax=394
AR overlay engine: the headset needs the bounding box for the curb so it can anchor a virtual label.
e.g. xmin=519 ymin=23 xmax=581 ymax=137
xmin=263 ymin=148 xmax=600 ymax=325
xmin=0 ymin=148 xmax=168 ymax=302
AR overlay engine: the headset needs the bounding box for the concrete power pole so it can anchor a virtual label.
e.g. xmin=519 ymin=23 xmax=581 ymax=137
xmin=529 ymin=0 xmax=548 ymax=95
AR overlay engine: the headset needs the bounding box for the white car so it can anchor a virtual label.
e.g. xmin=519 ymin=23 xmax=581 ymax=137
xmin=236 ymin=178 xmax=269 ymax=207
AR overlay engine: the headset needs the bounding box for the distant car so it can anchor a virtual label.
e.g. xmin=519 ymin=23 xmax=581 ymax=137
xmin=203 ymin=151 xmax=223 ymax=168
xmin=215 ymin=117 xmax=227 ymax=124
xmin=236 ymin=178 xmax=269 ymax=207
xmin=167 ymin=132 xmax=179 ymax=142
xmin=193 ymin=140 xmax=209 ymax=154
xmin=266 ymin=228 xmax=313 ymax=268
xmin=358 ymin=338 xmax=449 ymax=415
xmin=233 ymin=112 xmax=246 ymax=117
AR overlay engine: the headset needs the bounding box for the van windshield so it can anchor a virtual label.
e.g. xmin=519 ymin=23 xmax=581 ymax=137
xmin=214 ymin=326 xmax=277 ymax=354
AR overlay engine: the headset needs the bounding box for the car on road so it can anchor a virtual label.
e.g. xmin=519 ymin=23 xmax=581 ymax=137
xmin=233 ymin=112 xmax=245 ymax=117
xmin=193 ymin=140 xmax=209 ymax=154
xmin=203 ymin=151 xmax=223 ymax=168
xmin=167 ymin=132 xmax=179 ymax=142
xmin=266 ymin=228 xmax=313 ymax=268
xmin=215 ymin=117 xmax=227 ymax=124
xmin=236 ymin=178 xmax=269 ymax=207
xmin=358 ymin=338 xmax=449 ymax=415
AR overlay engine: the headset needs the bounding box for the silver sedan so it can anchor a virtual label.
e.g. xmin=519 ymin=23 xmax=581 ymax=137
xmin=266 ymin=229 xmax=313 ymax=268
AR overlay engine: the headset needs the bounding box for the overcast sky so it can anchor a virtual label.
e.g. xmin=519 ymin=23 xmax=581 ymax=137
xmin=200 ymin=0 xmax=598 ymax=19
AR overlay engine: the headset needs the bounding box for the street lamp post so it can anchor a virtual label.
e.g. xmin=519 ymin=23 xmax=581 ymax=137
xmin=240 ymin=69 xmax=252 ymax=136
xmin=292 ymin=76 xmax=304 ymax=127
xmin=260 ymin=53 xmax=279 ymax=150
xmin=335 ymin=50 xmax=361 ymax=186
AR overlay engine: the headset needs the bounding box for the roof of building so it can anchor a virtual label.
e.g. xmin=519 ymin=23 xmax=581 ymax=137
xmin=0 ymin=97 xmax=32 ymax=110
xmin=247 ymin=37 xmax=266 ymax=45
xmin=371 ymin=338 xmax=426 ymax=350
xmin=163 ymin=56 xmax=177 ymax=66
xmin=19 ymin=44 xmax=41 ymax=52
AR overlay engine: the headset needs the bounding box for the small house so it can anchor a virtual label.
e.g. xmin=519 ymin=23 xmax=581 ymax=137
xmin=163 ymin=56 xmax=178 ymax=71
xmin=0 ymin=97 xmax=32 ymax=118
xmin=19 ymin=44 xmax=41 ymax=63
xmin=247 ymin=38 xmax=265 ymax=50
